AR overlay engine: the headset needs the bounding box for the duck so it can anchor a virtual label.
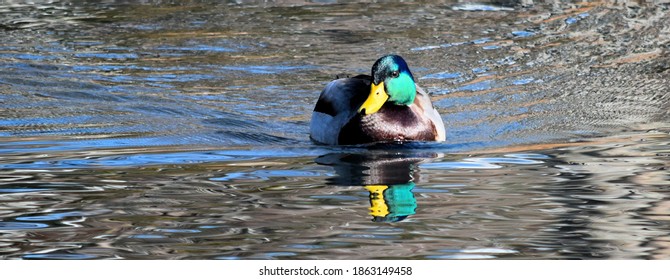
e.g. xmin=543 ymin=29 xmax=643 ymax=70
xmin=309 ymin=54 xmax=446 ymax=145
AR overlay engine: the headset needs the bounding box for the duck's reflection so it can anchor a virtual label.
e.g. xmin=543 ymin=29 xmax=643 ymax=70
xmin=366 ymin=183 xmax=416 ymax=222
xmin=315 ymin=151 xmax=439 ymax=222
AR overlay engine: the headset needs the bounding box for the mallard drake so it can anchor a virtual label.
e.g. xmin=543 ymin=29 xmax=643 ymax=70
xmin=310 ymin=55 xmax=445 ymax=145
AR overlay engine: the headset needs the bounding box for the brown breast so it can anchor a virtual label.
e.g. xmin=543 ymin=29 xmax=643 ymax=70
xmin=338 ymin=104 xmax=437 ymax=145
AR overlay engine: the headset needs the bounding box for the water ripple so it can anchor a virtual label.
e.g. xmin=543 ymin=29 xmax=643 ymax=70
xmin=22 ymin=253 xmax=97 ymax=260
xmin=0 ymin=222 xmax=50 ymax=230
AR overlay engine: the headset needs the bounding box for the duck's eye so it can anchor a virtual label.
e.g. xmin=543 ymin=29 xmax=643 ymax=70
xmin=391 ymin=71 xmax=400 ymax=78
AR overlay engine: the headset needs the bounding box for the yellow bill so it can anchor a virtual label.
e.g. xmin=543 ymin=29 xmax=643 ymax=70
xmin=358 ymin=82 xmax=389 ymax=115
xmin=365 ymin=185 xmax=390 ymax=217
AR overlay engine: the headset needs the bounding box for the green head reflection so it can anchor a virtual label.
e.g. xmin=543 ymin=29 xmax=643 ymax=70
xmin=366 ymin=182 xmax=417 ymax=223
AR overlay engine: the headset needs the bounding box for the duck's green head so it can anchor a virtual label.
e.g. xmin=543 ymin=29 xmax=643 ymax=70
xmin=359 ymin=55 xmax=416 ymax=115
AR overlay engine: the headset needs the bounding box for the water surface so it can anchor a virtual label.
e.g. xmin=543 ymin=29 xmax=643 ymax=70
xmin=1 ymin=0 xmax=669 ymax=259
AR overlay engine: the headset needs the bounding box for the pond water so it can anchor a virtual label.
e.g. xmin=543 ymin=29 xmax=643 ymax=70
xmin=1 ymin=0 xmax=669 ymax=259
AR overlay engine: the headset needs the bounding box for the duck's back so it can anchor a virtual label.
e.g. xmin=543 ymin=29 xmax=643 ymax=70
xmin=309 ymin=76 xmax=370 ymax=145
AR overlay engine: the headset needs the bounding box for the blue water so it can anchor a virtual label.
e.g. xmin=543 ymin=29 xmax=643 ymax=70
xmin=1 ymin=0 xmax=669 ymax=260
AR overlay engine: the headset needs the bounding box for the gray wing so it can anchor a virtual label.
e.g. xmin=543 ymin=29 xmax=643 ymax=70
xmin=310 ymin=76 xmax=370 ymax=145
